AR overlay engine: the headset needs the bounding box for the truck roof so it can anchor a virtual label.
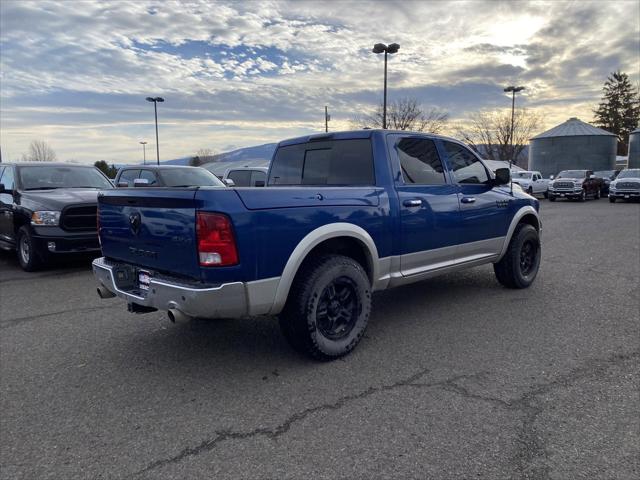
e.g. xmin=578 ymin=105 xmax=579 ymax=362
xmin=277 ymin=129 xmax=464 ymax=148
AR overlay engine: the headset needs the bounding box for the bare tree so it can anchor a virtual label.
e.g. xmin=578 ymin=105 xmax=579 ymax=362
xmin=190 ymin=148 xmax=217 ymax=166
xmin=456 ymin=109 xmax=541 ymax=166
xmin=21 ymin=140 xmax=57 ymax=162
xmin=353 ymin=97 xmax=449 ymax=134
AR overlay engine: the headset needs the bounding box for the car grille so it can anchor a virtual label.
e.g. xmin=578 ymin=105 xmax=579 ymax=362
xmin=61 ymin=204 xmax=98 ymax=231
xmin=553 ymin=181 xmax=575 ymax=189
xmin=617 ymin=181 xmax=640 ymax=190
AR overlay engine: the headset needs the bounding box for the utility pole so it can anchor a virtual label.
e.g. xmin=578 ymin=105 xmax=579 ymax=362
xmin=325 ymin=106 xmax=330 ymax=133
xmin=145 ymin=97 xmax=164 ymax=165
xmin=139 ymin=141 xmax=147 ymax=165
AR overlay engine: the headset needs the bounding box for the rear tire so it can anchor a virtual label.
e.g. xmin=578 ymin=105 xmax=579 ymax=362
xmin=17 ymin=226 xmax=43 ymax=272
xmin=279 ymin=255 xmax=371 ymax=360
xmin=493 ymin=224 xmax=540 ymax=289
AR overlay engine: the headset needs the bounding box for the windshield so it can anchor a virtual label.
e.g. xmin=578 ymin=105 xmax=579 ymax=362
xmin=160 ymin=168 xmax=225 ymax=187
xmin=594 ymin=170 xmax=615 ymax=179
xmin=617 ymin=169 xmax=640 ymax=179
xmin=513 ymin=172 xmax=532 ymax=179
xmin=19 ymin=166 xmax=113 ymax=190
xmin=557 ymin=170 xmax=586 ymax=179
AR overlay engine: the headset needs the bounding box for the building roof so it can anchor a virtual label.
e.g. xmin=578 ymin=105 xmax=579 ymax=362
xmin=531 ymin=117 xmax=617 ymax=140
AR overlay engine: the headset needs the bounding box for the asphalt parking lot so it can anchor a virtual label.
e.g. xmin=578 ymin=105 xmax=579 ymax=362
xmin=1 ymin=199 xmax=638 ymax=480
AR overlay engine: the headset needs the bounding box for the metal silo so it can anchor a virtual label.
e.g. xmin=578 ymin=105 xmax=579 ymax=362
xmin=528 ymin=117 xmax=617 ymax=178
xmin=628 ymin=128 xmax=640 ymax=168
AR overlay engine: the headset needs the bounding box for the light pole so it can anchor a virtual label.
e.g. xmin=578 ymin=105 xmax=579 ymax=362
xmin=503 ymin=86 xmax=525 ymax=167
xmin=139 ymin=141 xmax=147 ymax=165
xmin=145 ymin=96 xmax=164 ymax=165
xmin=372 ymin=43 xmax=400 ymax=129
xmin=324 ymin=106 xmax=330 ymax=133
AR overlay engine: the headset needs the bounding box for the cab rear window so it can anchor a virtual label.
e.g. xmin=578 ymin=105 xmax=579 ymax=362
xmin=268 ymin=139 xmax=374 ymax=186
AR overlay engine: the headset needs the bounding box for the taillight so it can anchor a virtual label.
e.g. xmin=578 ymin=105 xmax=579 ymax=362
xmin=196 ymin=212 xmax=238 ymax=266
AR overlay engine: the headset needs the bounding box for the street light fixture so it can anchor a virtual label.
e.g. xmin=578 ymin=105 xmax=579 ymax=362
xmin=503 ymin=86 xmax=525 ymax=165
xmin=372 ymin=42 xmax=400 ymax=129
xmin=146 ymin=96 xmax=164 ymax=165
xmin=139 ymin=141 xmax=148 ymax=165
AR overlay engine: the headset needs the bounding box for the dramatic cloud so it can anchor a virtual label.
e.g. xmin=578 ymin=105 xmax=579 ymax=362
xmin=0 ymin=0 xmax=638 ymax=163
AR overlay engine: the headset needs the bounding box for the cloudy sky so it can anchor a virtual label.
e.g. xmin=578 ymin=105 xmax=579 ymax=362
xmin=1 ymin=0 xmax=638 ymax=164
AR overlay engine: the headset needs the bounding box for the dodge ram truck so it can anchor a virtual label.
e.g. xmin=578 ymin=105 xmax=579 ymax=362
xmin=93 ymin=130 xmax=542 ymax=360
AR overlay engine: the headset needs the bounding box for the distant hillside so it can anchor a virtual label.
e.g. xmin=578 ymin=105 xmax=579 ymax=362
xmin=212 ymin=143 xmax=276 ymax=163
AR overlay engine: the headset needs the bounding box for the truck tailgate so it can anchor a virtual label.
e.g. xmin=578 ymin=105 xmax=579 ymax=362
xmin=98 ymin=189 xmax=199 ymax=278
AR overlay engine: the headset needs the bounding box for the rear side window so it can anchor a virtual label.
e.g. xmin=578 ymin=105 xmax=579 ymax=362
xmin=397 ymin=137 xmax=446 ymax=185
xmin=442 ymin=141 xmax=489 ymax=184
xmin=228 ymin=170 xmax=252 ymax=186
xmin=269 ymin=139 xmax=374 ymax=186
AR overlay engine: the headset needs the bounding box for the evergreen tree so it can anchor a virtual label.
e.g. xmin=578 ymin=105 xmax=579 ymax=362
xmin=593 ymin=71 xmax=640 ymax=155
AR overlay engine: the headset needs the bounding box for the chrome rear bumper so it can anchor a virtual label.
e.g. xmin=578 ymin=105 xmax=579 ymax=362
xmin=92 ymin=257 xmax=248 ymax=318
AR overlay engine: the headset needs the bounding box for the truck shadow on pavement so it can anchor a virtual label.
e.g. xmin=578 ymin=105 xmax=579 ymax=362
xmin=107 ymin=265 xmax=515 ymax=374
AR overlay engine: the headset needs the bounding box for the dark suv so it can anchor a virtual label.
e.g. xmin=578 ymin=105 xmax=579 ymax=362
xmin=114 ymin=165 xmax=224 ymax=188
xmin=547 ymin=169 xmax=604 ymax=201
xmin=0 ymin=163 xmax=113 ymax=271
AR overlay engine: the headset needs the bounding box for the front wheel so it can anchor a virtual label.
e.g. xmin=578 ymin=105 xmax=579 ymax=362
xmin=544 ymin=191 xmax=549 ymax=199
xmin=549 ymin=195 xmax=556 ymax=202
xmin=594 ymin=189 xmax=601 ymax=200
xmin=279 ymin=254 xmax=371 ymax=360
xmin=17 ymin=226 xmax=44 ymax=271
xmin=493 ymin=224 xmax=541 ymax=289
xmin=578 ymin=190 xmax=586 ymax=202
xmin=609 ymin=196 xmax=616 ymax=203
xmin=527 ymin=186 xmax=533 ymax=195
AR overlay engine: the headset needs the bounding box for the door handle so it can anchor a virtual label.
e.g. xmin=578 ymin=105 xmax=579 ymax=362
xmin=461 ymin=197 xmax=476 ymax=204
xmin=403 ymin=199 xmax=422 ymax=207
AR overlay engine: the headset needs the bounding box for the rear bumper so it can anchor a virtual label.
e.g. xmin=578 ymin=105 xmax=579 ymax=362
xmin=92 ymin=257 xmax=249 ymax=318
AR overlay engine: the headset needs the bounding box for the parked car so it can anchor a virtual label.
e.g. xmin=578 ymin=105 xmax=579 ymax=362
xmin=609 ymin=168 xmax=640 ymax=202
xmin=0 ymin=163 xmax=113 ymax=271
xmin=223 ymin=166 xmax=268 ymax=187
xmin=93 ymin=130 xmax=541 ymax=360
xmin=114 ymin=165 xmax=225 ymax=188
xmin=593 ymin=169 xmax=620 ymax=196
xmin=511 ymin=171 xmax=549 ymax=197
xmin=547 ymin=169 xmax=603 ymax=201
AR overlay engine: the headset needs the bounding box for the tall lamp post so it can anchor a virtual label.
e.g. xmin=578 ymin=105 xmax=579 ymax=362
xmin=372 ymin=43 xmax=400 ymax=129
xmin=145 ymin=96 xmax=164 ymax=165
xmin=503 ymin=86 xmax=525 ymax=168
xmin=139 ymin=141 xmax=148 ymax=165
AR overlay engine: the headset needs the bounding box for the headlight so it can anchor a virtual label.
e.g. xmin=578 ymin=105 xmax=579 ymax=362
xmin=31 ymin=211 xmax=61 ymax=226
xmin=610 ymin=184 xmax=616 ymax=190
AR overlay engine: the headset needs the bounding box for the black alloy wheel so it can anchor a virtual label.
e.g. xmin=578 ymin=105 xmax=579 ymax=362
xmin=316 ymin=276 xmax=359 ymax=340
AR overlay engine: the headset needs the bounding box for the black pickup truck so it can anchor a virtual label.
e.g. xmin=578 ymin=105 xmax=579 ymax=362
xmin=0 ymin=163 xmax=113 ymax=270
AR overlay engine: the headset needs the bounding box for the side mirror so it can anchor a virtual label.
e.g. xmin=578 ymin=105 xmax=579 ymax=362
xmin=224 ymin=178 xmax=235 ymax=187
xmin=549 ymin=175 xmax=555 ymax=180
xmin=117 ymin=181 xmax=129 ymax=188
xmin=493 ymin=168 xmax=510 ymax=186
xmin=254 ymin=180 xmax=265 ymax=187
xmin=133 ymin=178 xmax=150 ymax=187
xmin=589 ymin=174 xmax=595 ymax=179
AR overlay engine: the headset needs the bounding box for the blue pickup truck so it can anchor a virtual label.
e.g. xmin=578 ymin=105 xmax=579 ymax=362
xmin=93 ymin=130 xmax=541 ymax=360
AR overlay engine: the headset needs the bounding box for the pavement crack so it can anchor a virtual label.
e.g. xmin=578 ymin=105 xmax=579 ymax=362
xmin=0 ymin=305 xmax=116 ymax=330
xmin=136 ymin=367 xmax=431 ymax=475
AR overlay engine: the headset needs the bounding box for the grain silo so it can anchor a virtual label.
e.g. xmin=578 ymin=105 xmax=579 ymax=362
xmin=528 ymin=117 xmax=617 ymax=178
xmin=628 ymin=128 xmax=640 ymax=168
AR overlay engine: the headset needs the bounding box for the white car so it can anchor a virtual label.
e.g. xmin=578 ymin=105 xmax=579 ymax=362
xmin=511 ymin=171 xmax=549 ymax=197
xmin=609 ymin=168 xmax=640 ymax=202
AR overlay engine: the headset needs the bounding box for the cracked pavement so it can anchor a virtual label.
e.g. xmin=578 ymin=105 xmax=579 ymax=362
xmin=1 ymin=200 xmax=639 ymax=479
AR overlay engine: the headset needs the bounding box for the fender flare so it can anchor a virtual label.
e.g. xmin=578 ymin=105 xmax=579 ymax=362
xmin=269 ymin=222 xmax=380 ymax=315
xmin=497 ymin=206 xmax=541 ymax=260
